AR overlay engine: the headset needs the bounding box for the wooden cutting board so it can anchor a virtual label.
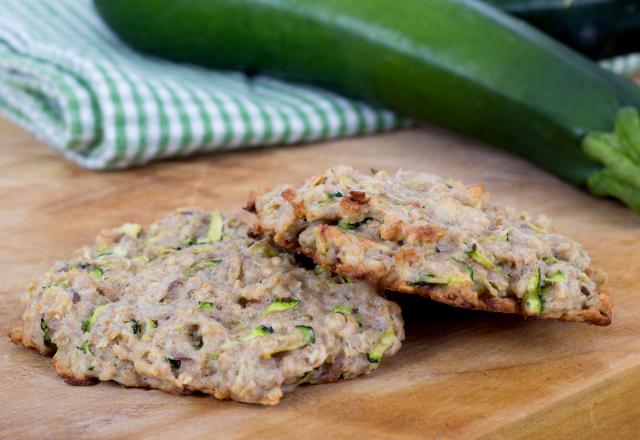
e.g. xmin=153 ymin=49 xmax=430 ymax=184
xmin=1 ymin=116 xmax=639 ymax=440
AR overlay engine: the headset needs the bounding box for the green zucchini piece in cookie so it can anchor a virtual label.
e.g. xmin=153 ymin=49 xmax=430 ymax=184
xmin=206 ymin=212 xmax=224 ymax=242
xmin=82 ymin=304 xmax=107 ymax=333
xmin=367 ymin=326 xmax=396 ymax=363
xmin=261 ymin=300 xmax=300 ymax=316
xmin=524 ymin=268 xmax=542 ymax=315
xmin=240 ymin=325 xmax=274 ymax=341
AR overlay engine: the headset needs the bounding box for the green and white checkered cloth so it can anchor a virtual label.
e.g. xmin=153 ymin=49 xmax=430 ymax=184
xmin=0 ymin=0 xmax=638 ymax=170
xmin=0 ymin=0 xmax=403 ymax=169
xmin=600 ymin=54 xmax=640 ymax=76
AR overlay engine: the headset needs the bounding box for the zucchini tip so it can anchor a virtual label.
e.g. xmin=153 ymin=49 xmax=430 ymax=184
xmin=584 ymin=107 xmax=640 ymax=212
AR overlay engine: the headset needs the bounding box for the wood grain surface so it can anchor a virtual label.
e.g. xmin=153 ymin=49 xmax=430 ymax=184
xmin=1 ymin=117 xmax=639 ymax=439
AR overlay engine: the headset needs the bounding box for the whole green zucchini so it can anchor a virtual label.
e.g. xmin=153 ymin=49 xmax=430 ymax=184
xmin=95 ymin=0 xmax=640 ymax=212
xmin=488 ymin=0 xmax=640 ymax=59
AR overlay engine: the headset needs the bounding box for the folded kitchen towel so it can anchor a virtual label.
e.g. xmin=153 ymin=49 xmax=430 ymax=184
xmin=0 ymin=0 xmax=403 ymax=169
xmin=601 ymin=53 xmax=640 ymax=77
xmin=0 ymin=0 xmax=637 ymax=170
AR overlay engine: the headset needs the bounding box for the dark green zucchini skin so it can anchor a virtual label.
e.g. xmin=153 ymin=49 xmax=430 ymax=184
xmin=488 ymin=0 xmax=640 ymax=59
xmin=95 ymin=0 xmax=640 ymax=209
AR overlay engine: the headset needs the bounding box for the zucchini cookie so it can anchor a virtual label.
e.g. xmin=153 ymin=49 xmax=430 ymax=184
xmin=10 ymin=209 xmax=403 ymax=405
xmin=248 ymin=165 xmax=612 ymax=325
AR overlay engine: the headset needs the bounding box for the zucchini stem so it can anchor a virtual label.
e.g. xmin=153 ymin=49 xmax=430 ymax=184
xmin=584 ymin=108 xmax=640 ymax=212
